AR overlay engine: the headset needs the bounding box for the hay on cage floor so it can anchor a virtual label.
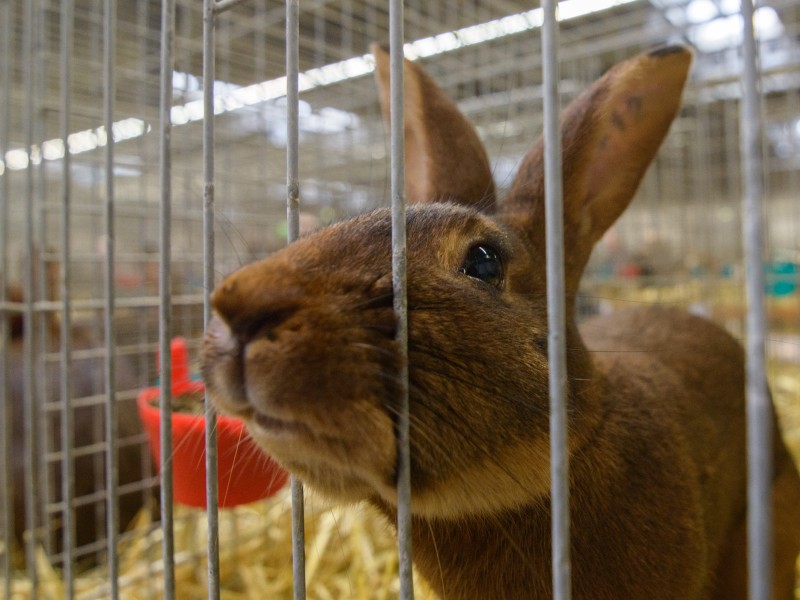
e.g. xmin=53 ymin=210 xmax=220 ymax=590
xmin=4 ymin=489 xmax=437 ymax=600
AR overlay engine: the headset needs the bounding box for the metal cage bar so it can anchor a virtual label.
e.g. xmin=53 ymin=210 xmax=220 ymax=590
xmin=0 ymin=1 xmax=12 ymax=596
xmin=59 ymin=0 xmax=77 ymax=593
xmin=202 ymin=2 xmax=222 ymax=599
xmin=103 ymin=0 xmax=121 ymax=596
xmin=159 ymin=0 xmax=177 ymax=597
xmin=388 ymin=1 xmax=413 ymax=598
xmin=286 ymin=1 xmax=300 ymax=244
xmin=740 ymin=2 xmax=774 ymax=599
xmin=541 ymin=2 xmax=571 ymax=599
xmin=34 ymin=0 xmax=50 ymax=566
xmin=285 ymin=2 xmax=307 ymax=598
xmin=22 ymin=0 xmax=40 ymax=590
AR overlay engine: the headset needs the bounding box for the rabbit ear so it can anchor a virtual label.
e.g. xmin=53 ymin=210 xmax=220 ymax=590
xmin=503 ymin=46 xmax=692 ymax=297
xmin=372 ymin=44 xmax=495 ymax=211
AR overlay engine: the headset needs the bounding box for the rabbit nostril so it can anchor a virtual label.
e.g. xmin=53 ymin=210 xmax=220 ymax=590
xmin=211 ymin=290 xmax=300 ymax=343
xmin=210 ymin=270 xmax=304 ymax=341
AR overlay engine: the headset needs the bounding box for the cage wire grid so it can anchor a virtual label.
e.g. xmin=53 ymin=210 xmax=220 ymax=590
xmin=0 ymin=0 xmax=799 ymax=598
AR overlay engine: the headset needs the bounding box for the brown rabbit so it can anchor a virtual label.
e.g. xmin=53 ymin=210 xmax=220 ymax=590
xmin=203 ymin=46 xmax=800 ymax=598
xmin=6 ymin=275 xmax=150 ymax=563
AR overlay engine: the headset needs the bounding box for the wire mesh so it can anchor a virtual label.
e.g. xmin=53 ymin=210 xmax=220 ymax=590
xmin=22 ymin=0 xmax=40 ymax=589
xmin=59 ymin=1 xmax=77 ymax=595
xmin=159 ymin=0 xmax=177 ymax=597
xmin=0 ymin=1 xmax=11 ymax=597
xmin=284 ymin=2 xmax=307 ymax=599
xmin=201 ymin=2 xmax=221 ymax=599
xmin=0 ymin=1 xmax=797 ymax=597
xmin=101 ymin=0 xmax=121 ymax=595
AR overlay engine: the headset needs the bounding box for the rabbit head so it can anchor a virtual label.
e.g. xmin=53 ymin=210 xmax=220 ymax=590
xmin=203 ymin=46 xmax=692 ymax=518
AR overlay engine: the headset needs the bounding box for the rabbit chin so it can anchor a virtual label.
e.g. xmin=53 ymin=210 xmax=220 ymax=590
xmin=246 ymin=412 xmax=554 ymax=519
xmin=243 ymin=411 xmax=400 ymax=505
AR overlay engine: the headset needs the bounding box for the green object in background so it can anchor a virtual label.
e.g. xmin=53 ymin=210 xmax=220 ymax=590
xmin=275 ymin=220 xmax=288 ymax=243
xmin=765 ymin=261 xmax=798 ymax=297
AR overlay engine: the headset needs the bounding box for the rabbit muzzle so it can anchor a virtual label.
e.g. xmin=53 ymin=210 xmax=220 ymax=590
xmin=202 ymin=261 xmax=402 ymax=505
xmin=204 ymin=309 xmax=342 ymax=433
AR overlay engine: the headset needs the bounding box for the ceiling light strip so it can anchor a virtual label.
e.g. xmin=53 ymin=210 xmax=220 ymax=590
xmin=1 ymin=0 xmax=639 ymax=173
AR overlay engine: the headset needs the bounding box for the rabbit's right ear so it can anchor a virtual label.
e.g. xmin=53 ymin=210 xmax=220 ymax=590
xmin=503 ymin=47 xmax=692 ymax=298
xmin=372 ymin=44 xmax=496 ymax=211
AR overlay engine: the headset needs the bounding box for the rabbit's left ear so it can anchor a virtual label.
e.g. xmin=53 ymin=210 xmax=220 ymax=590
xmin=503 ymin=46 xmax=692 ymax=296
xmin=372 ymin=44 xmax=495 ymax=211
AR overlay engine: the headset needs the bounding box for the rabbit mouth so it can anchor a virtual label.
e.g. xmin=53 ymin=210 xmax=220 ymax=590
xmin=243 ymin=402 xmax=399 ymax=504
xmin=251 ymin=412 xmax=306 ymax=435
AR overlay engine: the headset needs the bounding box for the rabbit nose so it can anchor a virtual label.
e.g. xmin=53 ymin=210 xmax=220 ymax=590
xmin=205 ymin=313 xmax=238 ymax=356
xmin=211 ymin=273 xmax=302 ymax=342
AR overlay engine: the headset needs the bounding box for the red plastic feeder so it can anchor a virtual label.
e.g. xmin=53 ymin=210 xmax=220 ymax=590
xmin=137 ymin=338 xmax=289 ymax=508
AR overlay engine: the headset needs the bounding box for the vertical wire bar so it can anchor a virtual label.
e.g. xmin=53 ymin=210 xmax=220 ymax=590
xmin=0 ymin=1 xmax=12 ymax=596
xmin=541 ymin=2 xmax=571 ymax=599
xmin=34 ymin=0 xmax=51 ymax=559
xmin=103 ymin=0 xmax=120 ymax=595
xmin=388 ymin=1 xmax=413 ymax=598
xmin=60 ymin=0 xmax=77 ymax=593
xmin=159 ymin=0 xmax=177 ymax=596
xmin=740 ymin=2 xmax=773 ymax=599
xmin=202 ymin=1 xmax=221 ymax=598
xmin=23 ymin=0 xmax=40 ymax=590
xmin=285 ymin=3 xmax=306 ymax=599
xmin=286 ymin=0 xmax=300 ymax=244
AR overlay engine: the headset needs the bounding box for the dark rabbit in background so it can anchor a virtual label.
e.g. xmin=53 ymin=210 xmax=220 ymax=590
xmin=203 ymin=45 xmax=800 ymax=598
xmin=6 ymin=269 xmax=150 ymax=561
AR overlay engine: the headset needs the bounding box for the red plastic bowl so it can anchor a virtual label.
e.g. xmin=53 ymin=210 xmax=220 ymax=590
xmin=137 ymin=381 xmax=289 ymax=508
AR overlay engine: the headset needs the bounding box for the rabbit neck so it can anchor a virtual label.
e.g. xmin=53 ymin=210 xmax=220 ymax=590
xmin=374 ymin=388 xmax=707 ymax=599
xmin=370 ymin=327 xmax=712 ymax=598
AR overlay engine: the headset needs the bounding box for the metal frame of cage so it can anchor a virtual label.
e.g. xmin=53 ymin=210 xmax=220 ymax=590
xmin=0 ymin=1 xmax=775 ymax=599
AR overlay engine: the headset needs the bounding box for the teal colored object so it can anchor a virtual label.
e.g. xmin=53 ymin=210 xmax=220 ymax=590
xmin=765 ymin=261 xmax=798 ymax=297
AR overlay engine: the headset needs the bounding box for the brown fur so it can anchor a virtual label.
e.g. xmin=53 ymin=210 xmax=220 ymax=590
xmin=203 ymin=46 xmax=800 ymax=598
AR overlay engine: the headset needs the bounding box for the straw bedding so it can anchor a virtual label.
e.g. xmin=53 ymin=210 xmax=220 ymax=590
xmin=3 ymin=489 xmax=438 ymax=599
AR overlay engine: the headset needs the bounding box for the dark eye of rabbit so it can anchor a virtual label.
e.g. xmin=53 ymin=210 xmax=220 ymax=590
xmin=459 ymin=245 xmax=503 ymax=288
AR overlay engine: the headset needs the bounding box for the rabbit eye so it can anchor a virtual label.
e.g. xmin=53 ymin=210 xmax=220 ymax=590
xmin=459 ymin=245 xmax=503 ymax=288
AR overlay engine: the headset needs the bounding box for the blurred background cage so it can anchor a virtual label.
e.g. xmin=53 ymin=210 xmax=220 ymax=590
xmin=1 ymin=0 xmax=799 ymax=598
